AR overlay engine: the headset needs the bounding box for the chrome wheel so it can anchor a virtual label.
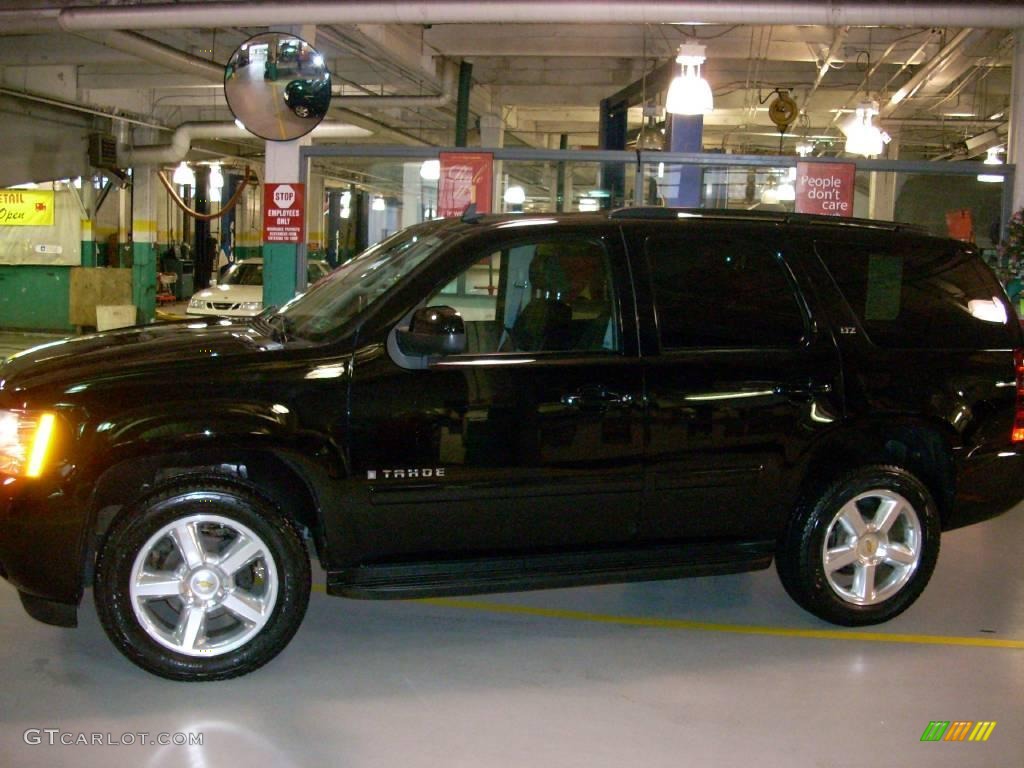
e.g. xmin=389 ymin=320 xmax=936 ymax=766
xmin=129 ymin=513 xmax=279 ymax=657
xmin=822 ymin=489 xmax=922 ymax=606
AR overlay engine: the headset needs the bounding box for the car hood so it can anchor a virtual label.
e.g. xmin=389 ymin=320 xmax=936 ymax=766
xmin=0 ymin=318 xmax=281 ymax=397
xmin=193 ymin=284 xmax=263 ymax=303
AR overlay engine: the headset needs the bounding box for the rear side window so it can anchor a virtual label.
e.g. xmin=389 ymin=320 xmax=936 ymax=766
xmin=645 ymin=233 xmax=806 ymax=349
xmin=816 ymin=240 xmax=1014 ymax=349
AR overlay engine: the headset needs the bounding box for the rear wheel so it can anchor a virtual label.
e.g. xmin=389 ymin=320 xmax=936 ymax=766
xmin=95 ymin=479 xmax=310 ymax=681
xmin=776 ymin=465 xmax=940 ymax=626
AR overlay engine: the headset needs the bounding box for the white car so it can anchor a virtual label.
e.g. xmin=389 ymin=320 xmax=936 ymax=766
xmin=187 ymin=258 xmax=331 ymax=318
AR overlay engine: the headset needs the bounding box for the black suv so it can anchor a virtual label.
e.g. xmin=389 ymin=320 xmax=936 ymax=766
xmin=2 ymin=209 xmax=1022 ymax=681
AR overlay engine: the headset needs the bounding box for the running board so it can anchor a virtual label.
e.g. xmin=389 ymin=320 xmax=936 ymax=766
xmin=326 ymin=541 xmax=774 ymax=599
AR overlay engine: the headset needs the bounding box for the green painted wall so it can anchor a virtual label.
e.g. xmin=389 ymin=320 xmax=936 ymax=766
xmin=81 ymin=239 xmax=96 ymax=267
xmin=0 ymin=265 xmax=73 ymax=332
xmin=132 ymin=242 xmax=157 ymax=323
xmin=234 ymin=245 xmax=263 ymax=260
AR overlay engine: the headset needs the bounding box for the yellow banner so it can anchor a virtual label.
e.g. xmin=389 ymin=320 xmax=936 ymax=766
xmin=0 ymin=190 xmax=55 ymax=226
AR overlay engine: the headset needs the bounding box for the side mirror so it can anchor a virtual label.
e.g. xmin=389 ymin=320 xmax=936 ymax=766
xmin=396 ymin=306 xmax=466 ymax=357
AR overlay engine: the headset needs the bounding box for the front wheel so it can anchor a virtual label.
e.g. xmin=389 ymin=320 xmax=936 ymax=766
xmin=95 ymin=479 xmax=311 ymax=681
xmin=776 ymin=465 xmax=940 ymax=626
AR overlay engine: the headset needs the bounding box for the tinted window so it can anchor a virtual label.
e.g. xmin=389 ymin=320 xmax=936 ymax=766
xmin=646 ymin=233 xmax=806 ymax=349
xmin=817 ymin=240 xmax=1014 ymax=349
xmin=428 ymin=237 xmax=619 ymax=354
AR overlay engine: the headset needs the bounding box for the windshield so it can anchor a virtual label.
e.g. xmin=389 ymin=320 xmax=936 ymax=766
xmin=222 ymin=262 xmax=264 ymax=286
xmin=276 ymin=221 xmax=447 ymax=341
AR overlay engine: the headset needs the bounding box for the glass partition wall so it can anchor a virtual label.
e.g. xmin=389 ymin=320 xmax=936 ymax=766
xmin=302 ymin=146 xmax=1015 ymax=266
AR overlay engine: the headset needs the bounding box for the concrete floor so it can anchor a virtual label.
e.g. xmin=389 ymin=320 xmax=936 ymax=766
xmin=1 ymin=330 xmax=1022 ymax=767
xmin=0 ymin=506 xmax=1021 ymax=768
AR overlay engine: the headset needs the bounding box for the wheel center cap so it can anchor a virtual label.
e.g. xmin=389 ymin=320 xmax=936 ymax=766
xmin=858 ymin=534 xmax=879 ymax=558
xmin=189 ymin=569 xmax=221 ymax=599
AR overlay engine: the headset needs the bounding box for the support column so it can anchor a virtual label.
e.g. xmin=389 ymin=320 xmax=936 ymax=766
xmin=869 ymin=140 xmax=900 ymax=221
xmin=667 ymin=115 xmax=703 ymax=207
xmin=401 ymin=162 xmax=423 ymax=229
xmin=1010 ymin=28 xmax=1024 ymax=215
xmin=455 ymin=61 xmax=473 ymax=147
xmin=193 ymin=165 xmax=211 ymax=290
xmin=480 ymin=112 xmax=504 ymax=211
xmin=598 ymin=98 xmax=627 ymax=208
xmin=80 ymin=180 xmax=96 ymax=266
xmin=306 ymin=170 xmax=326 ymax=259
xmin=263 ymin=138 xmax=304 ymax=309
xmin=131 ymin=166 xmax=158 ymax=323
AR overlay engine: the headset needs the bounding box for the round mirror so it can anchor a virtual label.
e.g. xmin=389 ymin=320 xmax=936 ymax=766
xmin=224 ymin=32 xmax=332 ymax=141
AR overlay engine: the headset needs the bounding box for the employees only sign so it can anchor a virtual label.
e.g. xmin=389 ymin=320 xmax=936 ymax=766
xmin=263 ymin=183 xmax=305 ymax=243
xmin=795 ymin=162 xmax=855 ymax=217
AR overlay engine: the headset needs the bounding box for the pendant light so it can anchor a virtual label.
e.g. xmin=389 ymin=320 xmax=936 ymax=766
xmin=666 ymin=44 xmax=713 ymax=116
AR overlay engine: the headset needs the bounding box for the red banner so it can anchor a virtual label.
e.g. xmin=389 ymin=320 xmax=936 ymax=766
xmin=438 ymin=152 xmax=493 ymax=217
xmin=263 ymin=182 xmax=305 ymax=243
xmin=795 ymin=162 xmax=855 ymax=217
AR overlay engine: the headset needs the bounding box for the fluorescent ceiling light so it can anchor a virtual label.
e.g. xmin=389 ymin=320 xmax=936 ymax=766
xmin=666 ymin=44 xmax=713 ymax=116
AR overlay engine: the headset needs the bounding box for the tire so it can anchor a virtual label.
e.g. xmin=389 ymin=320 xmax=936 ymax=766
xmin=94 ymin=477 xmax=311 ymax=681
xmin=776 ymin=465 xmax=940 ymax=626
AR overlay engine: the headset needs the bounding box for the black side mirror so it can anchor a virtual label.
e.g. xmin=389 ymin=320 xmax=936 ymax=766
xmin=396 ymin=305 xmax=466 ymax=357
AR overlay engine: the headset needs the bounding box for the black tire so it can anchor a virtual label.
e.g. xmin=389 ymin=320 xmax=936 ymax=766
xmin=776 ymin=465 xmax=940 ymax=626
xmin=94 ymin=477 xmax=311 ymax=681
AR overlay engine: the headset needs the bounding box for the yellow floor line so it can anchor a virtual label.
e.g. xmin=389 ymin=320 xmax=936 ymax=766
xmin=311 ymin=585 xmax=1024 ymax=649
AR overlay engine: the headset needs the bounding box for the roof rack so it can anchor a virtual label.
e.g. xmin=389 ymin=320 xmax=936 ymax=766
xmin=607 ymin=207 xmax=926 ymax=234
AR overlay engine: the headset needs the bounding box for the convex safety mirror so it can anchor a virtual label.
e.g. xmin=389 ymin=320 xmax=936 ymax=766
xmin=224 ymin=32 xmax=332 ymax=141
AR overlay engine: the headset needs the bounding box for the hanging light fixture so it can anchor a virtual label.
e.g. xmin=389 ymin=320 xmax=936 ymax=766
xmin=420 ymin=159 xmax=440 ymax=181
xmin=208 ymin=163 xmax=224 ymax=197
xmin=635 ymin=103 xmax=665 ymax=150
xmin=666 ymin=44 xmax=713 ymax=116
xmin=796 ymin=140 xmax=815 ymax=157
xmin=503 ymin=185 xmax=526 ymax=205
xmin=371 ymin=196 xmax=386 ymax=211
xmin=978 ymin=146 xmax=1005 ymax=183
xmin=842 ymin=101 xmax=890 ymax=157
xmin=172 ymin=161 xmax=195 ymax=187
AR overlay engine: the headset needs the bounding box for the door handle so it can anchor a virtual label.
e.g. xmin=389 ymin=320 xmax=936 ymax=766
xmin=562 ymin=386 xmax=633 ymax=409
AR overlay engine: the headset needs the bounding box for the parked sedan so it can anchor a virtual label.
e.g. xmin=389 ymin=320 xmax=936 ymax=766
xmin=187 ymin=258 xmax=330 ymax=318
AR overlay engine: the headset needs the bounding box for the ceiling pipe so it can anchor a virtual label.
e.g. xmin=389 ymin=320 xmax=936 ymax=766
xmin=799 ymin=26 xmax=849 ymax=114
xmin=881 ymin=28 xmax=974 ymax=115
xmin=84 ymin=30 xmax=224 ymax=81
xmin=332 ymin=60 xmax=458 ymax=108
xmin=57 ymin=2 xmax=1024 ymax=30
xmin=123 ymin=121 xmax=372 ymax=165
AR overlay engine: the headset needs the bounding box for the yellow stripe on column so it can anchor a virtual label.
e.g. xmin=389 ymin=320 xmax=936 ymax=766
xmin=133 ymin=219 xmax=158 ymax=244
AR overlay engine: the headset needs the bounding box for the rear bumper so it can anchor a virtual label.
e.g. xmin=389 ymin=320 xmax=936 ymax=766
xmin=0 ymin=474 xmax=89 ymax=618
xmin=948 ymin=446 xmax=1024 ymax=530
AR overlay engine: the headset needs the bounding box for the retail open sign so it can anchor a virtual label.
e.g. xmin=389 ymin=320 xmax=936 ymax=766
xmin=795 ymin=162 xmax=855 ymax=217
xmin=0 ymin=190 xmax=54 ymax=226
xmin=263 ymin=183 xmax=305 ymax=243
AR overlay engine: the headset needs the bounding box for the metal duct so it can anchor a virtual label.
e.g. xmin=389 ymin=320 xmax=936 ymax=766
xmin=124 ymin=121 xmax=373 ymax=165
xmin=58 ymin=2 xmax=1024 ymax=31
xmin=87 ymin=30 xmax=224 ymax=82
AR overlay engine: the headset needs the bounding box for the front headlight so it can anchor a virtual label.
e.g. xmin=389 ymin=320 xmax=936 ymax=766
xmin=239 ymin=302 xmax=263 ymax=311
xmin=188 ymin=297 xmax=204 ymax=308
xmin=0 ymin=410 xmax=57 ymax=478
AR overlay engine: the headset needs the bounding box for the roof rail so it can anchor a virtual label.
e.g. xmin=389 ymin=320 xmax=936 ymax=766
xmin=607 ymin=206 xmax=926 ymax=234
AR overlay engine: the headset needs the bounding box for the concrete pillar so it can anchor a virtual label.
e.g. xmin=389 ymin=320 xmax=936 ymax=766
xmin=480 ymin=112 xmax=504 ymax=213
xmin=131 ymin=165 xmax=158 ymax=323
xmin=306 ymin=170 xmax=326 ymax=257
xmin=869 ymin=140 xmax=900 ymax=222
xmin=80 ymin=180 xmax=96 ymax=267
xmin=401 ymin=162 xmax=423 ymax=229
xmin=1010 ymin=28 xmax=1024 ymax=215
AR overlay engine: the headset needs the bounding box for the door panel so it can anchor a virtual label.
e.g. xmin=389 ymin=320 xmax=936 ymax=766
xmin=628 ymin=222 xmax=842 ymax=542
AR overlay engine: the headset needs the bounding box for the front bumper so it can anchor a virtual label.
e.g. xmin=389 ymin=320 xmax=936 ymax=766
xmin=948 ymin=446 xmax=1024 ymax=530
xmin=0 ymin=474 xmax=89 ymax=624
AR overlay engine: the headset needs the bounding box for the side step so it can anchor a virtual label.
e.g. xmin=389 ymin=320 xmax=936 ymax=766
xmin=326 ymin=541 xmax=774 ymax=599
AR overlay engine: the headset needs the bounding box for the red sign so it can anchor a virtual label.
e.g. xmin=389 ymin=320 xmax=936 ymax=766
xmin=795 ymin=161 xmax=855 ymax=217
xmin=438 ymin=152 xmax=493 ymax=217
xmin=263 ymin=182 xmax=305 ymax=243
